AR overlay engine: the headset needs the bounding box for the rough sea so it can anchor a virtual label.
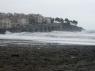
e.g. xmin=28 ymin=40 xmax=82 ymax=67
xmin=0 ymin=31 xmax=95 ymax=45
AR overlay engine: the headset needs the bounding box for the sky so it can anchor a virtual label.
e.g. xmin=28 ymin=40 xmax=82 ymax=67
xmin=0 ymin=0 xmax=95 ymax=30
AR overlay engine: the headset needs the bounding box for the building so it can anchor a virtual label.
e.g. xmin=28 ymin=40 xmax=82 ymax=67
xmin=0 ymin=18 xmax=12 ymax=29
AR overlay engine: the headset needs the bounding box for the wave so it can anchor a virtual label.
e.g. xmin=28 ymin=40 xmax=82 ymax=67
xmin=1 ymin=31 xmax=95 ymax=45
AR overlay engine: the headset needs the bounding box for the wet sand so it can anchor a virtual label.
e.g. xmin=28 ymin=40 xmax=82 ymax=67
xmin=0 ymin=43 xmax=95 ymax=71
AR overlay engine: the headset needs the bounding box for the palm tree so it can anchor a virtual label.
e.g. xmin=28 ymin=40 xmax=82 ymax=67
xmin=55 ymin=17 xmax=61 ymax=23
xmin=60 ymin=18 xmax=64 ymax=23
xmin=51 ymin=18 xmax=54 ymax=23
xmin=64 ymin=18 xmax=70 ymax=25
xmin=55 ymin=17 xmax=64 ymax=23
xmin=72 ymin=20 xmax=78 ymax=26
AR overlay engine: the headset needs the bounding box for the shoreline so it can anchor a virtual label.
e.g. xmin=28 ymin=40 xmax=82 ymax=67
xmin=0 ymin=38 xmax=95 ymax=46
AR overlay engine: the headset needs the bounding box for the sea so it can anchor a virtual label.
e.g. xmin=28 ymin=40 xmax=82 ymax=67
xmin=0 ymin=30 xmax=95 ymax=46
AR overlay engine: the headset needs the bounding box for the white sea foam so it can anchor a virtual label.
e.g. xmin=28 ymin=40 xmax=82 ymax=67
xmin=0 ymin=31 xmax=95 ymax=45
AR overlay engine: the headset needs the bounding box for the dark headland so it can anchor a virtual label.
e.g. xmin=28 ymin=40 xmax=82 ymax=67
xmin=0 ymin=12 xmax=84 ymax=33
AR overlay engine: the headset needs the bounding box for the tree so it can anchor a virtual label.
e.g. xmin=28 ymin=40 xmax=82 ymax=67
xmin=55 ymin=17 xmax=64 ymax=23
xmin=55 ymin=17 xmax=60 ymax=22
xmin=28 ymin=15 xmax=36 ymax=24
xmin=60 ymin=18 xmax=64 ymax=23
xmin=64 ymin=18 xmax=70 ymax=25
xmin=72 ymin=20 xmax=78 ymax=26
xmin=51 ymin=18 xmax=54 ymax=23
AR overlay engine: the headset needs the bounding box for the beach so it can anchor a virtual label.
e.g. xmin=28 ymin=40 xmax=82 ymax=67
xmin=0 ymin=32 xmax=95 ymax=71
xmin=0 ymin=44 xmax=95 ymax=71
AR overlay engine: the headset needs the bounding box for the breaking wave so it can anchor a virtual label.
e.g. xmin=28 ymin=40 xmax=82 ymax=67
xmin=0 ymin=31 xmax=95 ymax=45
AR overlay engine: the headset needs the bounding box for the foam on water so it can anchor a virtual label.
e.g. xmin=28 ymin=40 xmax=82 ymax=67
xmin=0 ymin=31 xmax=95 ymax=45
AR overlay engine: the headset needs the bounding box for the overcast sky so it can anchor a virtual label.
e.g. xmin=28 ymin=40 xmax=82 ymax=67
xmin=0 ymin=0 xmax=95 ymax=30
